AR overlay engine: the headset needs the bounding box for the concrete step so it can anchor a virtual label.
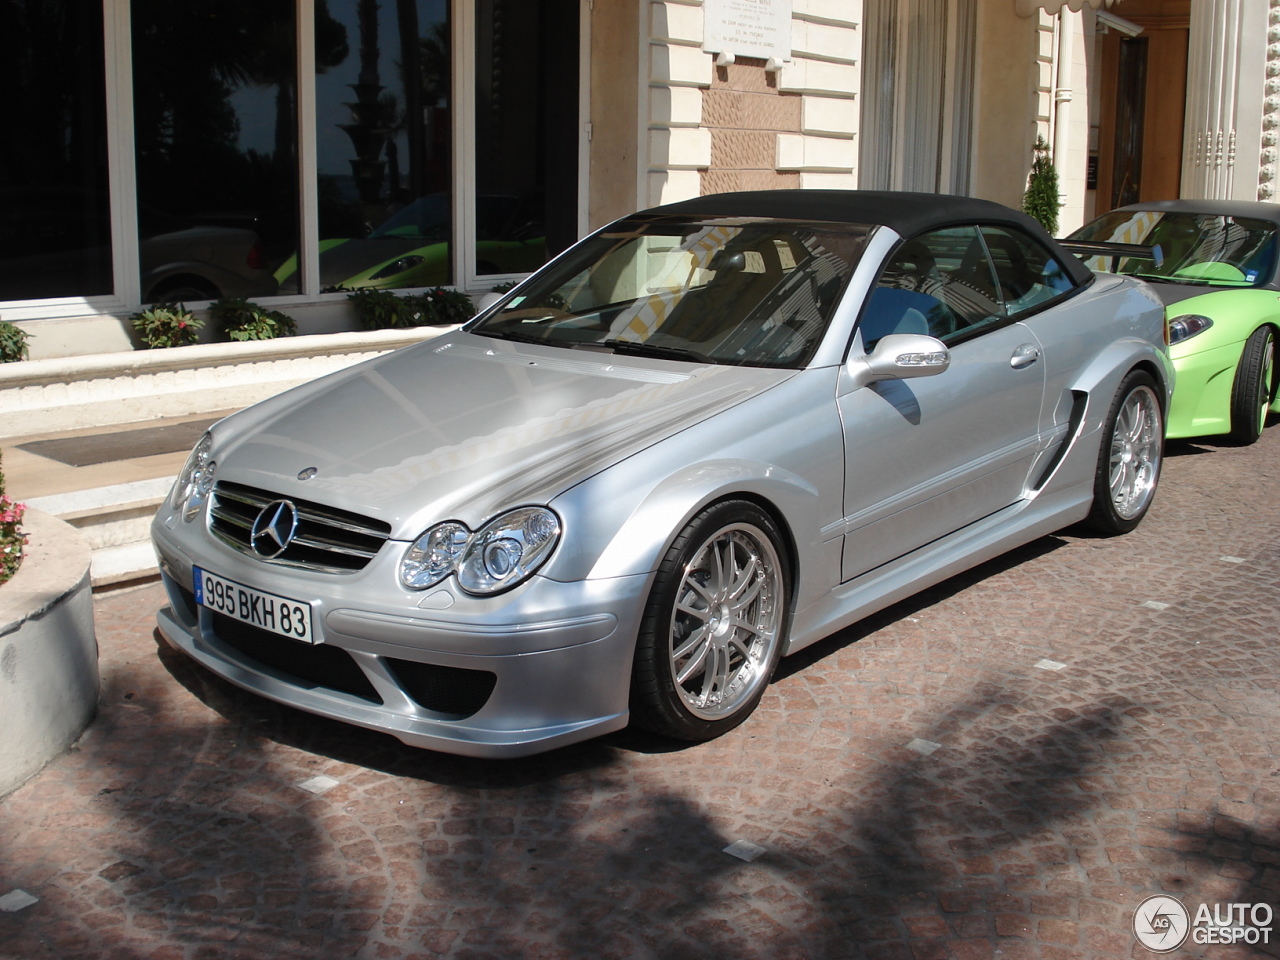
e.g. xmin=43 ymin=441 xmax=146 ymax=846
xmin=26 ymin=478 xmax=174 ymax=587
xmin=0 ymin=325 xmax=456 ymax=440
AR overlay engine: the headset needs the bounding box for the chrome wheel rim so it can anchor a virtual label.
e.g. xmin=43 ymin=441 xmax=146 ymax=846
xmin=668 ymin=523 xmax=783 ymax=721
xmin=1109 ymin=384 xmax=1162 ymax=520
xmin=1258 ymin=331 xmax=1275 ymax=435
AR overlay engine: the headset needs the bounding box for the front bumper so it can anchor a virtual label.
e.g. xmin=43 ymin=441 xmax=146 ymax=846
xmin=153 ymin=520 xmax=651 ymax=758
xmin=1166 ymin=339 xmax=1241 ymax=439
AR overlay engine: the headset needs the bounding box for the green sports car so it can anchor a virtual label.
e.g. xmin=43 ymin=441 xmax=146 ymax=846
xmin=1068 ymin=200 xmax=1279 ymax=444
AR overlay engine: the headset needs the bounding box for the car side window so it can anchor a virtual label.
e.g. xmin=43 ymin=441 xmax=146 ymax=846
xmin=859 ymin=225 xmax=1003 ymax=350
xmin=979 ymin=225 xmax=1078 ymax=316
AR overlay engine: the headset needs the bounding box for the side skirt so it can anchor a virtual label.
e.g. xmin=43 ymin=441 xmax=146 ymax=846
xmin=782 ymin=481 xmax=1094 ymax=656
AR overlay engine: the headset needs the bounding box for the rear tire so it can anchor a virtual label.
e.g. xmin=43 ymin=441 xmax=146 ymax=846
xmin=630 ymin=501 xmax=790 ymax=742
xmin=1228 ymin=325 xmax=1276 ymax=445
xmin=1085 ymin=370 xmax=1163 ymax=535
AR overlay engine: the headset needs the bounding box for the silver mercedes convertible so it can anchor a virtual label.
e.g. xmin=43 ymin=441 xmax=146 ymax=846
xmin=152 ymin=191 xmax=1172 ymax=757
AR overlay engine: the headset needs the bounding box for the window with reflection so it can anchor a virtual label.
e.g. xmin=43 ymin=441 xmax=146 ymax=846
xmin=0 ymin=1 xmax=111 ymax=301
xmin=132 ymin=0 xmax=299 ymax=301
xmin=861 ymin=226 xmax=1004 ymax=348
xmin=473 ymin=218 xmax=865 ymax=369
xmin=979 ymin=225 xmax=1077 ymax=316
xmin=474 ymin=0 xmax=578 ymax=279
xmin=1070 ymin=209 xmax=1278 ymax=288
xmin=296 ymin=0 xmax=453 ymax=293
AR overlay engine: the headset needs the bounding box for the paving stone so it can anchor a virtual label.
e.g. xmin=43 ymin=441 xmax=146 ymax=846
xmin=4 ymin=431 xmax=1280 ymax=957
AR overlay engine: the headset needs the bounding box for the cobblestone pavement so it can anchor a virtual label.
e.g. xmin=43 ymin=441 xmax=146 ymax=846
xmin=3 ymin=426 xmax=1280 ymax=960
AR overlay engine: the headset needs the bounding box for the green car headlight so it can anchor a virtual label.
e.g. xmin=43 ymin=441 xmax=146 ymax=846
xmin=370 ymin=255 xmax=425 ymax=281
xmin=1167 ymin=314 xmax=1213 ymax=345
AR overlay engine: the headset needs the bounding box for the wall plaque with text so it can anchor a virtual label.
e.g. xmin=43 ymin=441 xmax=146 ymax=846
xmin=702 ymin=0 xmax=792 ymax=64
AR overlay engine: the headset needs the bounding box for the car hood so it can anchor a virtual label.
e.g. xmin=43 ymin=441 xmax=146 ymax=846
xmin=213 ymin=332 xmax=792 ymax=538
xmin=1141 ymin=280 xmax=1253 ymax=307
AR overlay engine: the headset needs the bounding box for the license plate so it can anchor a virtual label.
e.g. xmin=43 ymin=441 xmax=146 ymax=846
xmin=194 ymin=567 xmax=315 ymax=644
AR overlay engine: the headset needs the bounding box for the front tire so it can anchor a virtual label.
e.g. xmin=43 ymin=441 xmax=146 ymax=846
xmin=1228 ymin=325 xmax=1276 ymax=445
xmin=1085 ymin=370 xmax=1164 ymax=535
xmin=630 ymin=501 xmax=790 ymax=742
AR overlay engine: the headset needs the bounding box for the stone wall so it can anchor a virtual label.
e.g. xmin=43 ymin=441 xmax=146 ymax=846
xmin=0 ymin=509 xmax=97 ymax=798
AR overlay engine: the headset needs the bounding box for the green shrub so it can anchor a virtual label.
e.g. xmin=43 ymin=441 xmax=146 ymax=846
xmin=1022 ymin=135 xmax=1061 ymax=236
xmin=129 ymin=303 xmax=203 ymax=349
xmin=347 ymin=287 xmax=476 ymax=330
xmin=0 ymin=451 xmax=27 ymax=585
xmin=210 ymin=298 xmax=298 ymax=341
xmin=0 ymin=319 xmax=31 ymax=362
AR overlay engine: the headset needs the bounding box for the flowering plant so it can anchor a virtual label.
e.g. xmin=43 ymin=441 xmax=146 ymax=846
xmin=210 ymin=298 xmax=297 ymax=341
xmin=129 ymin=302 xmax=203 ymax=349
xmin=0 ymin=318 xmax=31 ymax=362
xmin=0 ymin=452 xmax=26 ymax=584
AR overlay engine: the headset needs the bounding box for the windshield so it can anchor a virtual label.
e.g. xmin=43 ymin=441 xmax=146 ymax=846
xmin=468 ymin=216 xmax=870 ymax=368
xmin=1069 ymin=210 xmax=1277 ymax=287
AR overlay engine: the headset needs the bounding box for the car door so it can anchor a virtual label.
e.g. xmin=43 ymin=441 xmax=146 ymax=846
xmin=837 ymin=225 xmax=1048 ymax=581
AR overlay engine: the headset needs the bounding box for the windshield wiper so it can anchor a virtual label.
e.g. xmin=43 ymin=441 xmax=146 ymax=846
xmin=591 ymin=339 xmax=709 ymax=363
xmin=473 ymin=328 xmax=548 ymax=345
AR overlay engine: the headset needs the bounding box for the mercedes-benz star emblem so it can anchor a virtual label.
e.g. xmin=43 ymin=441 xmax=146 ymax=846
xmin=250 ymin=500 xmax=299 ymax=559
xmin=297 ymin=467 xmax=318 ymax=481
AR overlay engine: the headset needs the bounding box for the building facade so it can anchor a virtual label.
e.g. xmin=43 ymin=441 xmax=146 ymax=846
xmin=3 ymin=0 xmax=1276 ymax=361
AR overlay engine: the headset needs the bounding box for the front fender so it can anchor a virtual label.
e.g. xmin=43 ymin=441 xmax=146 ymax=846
xmin=557 ymin=458 xmax=822 ymax=583
xmin=1062 ymin=337 xmax=1173 ymax=430
xmin=1168 ymin=289 xmax=1280 ymax=356
xmin=540 ymin=366 xmax=845 ymax=595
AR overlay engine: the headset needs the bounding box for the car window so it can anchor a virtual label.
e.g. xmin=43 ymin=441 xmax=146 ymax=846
xmin=471 ymin=217 xmax=871 ymax=369
xmin=1069 ymin=210 xmax=1278 ymax=287
xmin=859 ymin=225 xmax=1003 ymax=350
xmin=980 ymin=225 xmax=1078 ymax=316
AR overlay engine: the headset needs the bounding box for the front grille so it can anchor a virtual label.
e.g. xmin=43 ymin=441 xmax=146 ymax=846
xmin=386 ymin=659 xmax=497 ymax=718
xmin=210 ymin=613 xmax=382 ymax=703
xmin=210 ymin=481 xmax=391 ymax=573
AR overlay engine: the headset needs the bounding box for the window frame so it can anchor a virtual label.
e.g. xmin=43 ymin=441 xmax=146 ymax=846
xmin=0 ymin=0 xmax=591 ymax=321
xmin=854 ymin=221 xmax=1090 ymax=355
xmin=976 ymin=223 xmax=1085 ymax=323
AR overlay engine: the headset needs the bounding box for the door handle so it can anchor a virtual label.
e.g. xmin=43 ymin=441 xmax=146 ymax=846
xmin=1010 ymin=344 xmax=1041 ymax=369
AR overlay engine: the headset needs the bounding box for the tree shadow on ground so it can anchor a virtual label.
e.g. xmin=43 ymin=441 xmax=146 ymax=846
xmin=776 ymin=534 xmax=1067 ymax=680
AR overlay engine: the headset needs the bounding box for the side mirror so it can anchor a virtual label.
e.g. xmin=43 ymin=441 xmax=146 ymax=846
xmin=475 ymin=291 xmax=505 ymax=315
xmin=847 ymin=333 xmax=950 ymax=390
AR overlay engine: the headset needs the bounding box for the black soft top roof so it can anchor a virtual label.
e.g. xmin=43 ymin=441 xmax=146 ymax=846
xmin=635 ymin=189 xmax=1094 ymax=286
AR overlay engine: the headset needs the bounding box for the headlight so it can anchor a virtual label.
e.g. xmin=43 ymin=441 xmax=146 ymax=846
xmin=369 ymin=255 xmax=425 ymax=281
xmin=170 ymin=433 xmax=216 ymax=522
xmin=1167 ymin=314 xmax=1213 ymax=345
xmin=400 ymin=521 xmax=469 ymax=590
xmin=400 ymin=507 xmax=561 ymax=595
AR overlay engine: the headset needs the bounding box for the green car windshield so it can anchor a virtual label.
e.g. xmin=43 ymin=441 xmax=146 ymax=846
xmin=1070 ymin=210 xmax=1277 ymax=287
xmin=469 ymin=217 xmax=870 ymax=368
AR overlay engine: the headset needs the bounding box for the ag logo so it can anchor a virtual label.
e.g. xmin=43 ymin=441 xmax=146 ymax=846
xmin=1133 ymin=895 xmax=1190 ymax=952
